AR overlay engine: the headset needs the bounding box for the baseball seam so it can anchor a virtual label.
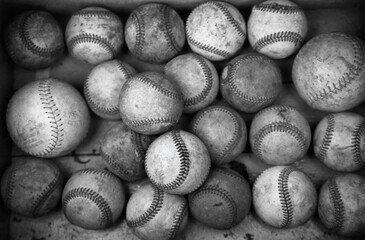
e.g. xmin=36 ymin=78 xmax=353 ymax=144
xmin=127 ymin=185 xmax=164 ymax=227
xmin=317 ymin=114 xmax=335 ymax=162
xmin=31 ymin=171 xmax=62 ymax=216
xmin=76 ymin=9 xmax=120 ymax=21
xmin=130 ymin=11 xmax=145 ymax=59
xmin=162 ymin=5 xmax=182 ymax=54
xmin=3 ymin=165 xmax=19 ymax=210
xmin=136 ymin=76 xmax=181 ymax=99
xmin=254 ymin=31 xmax=304 ymax=52
xmin=63 ymin=187 xmax=113 ymax=226
xmin=211 ymin=2 xmax=245 ymax=37
xmin=278 ymin=167 xmax=294 ymax=228
xmin=328 ymin=179 xmax=345 ymax=231
xmin=116 ymin=61 xmax=133 ymax=79
xmin=100 ymin=149 xmax=134 ymax=181
xmin=68 ymin=33 xmax=115 ymax=56
xmin=20 ymin=11 xmax=63 ymax=57
xmin=125 ymin=117 xmax=177 ymax=129
xmin=38 ymin=79 xmax=64 ymax=156
xmin=223 ymin=54 xmax=278 ymax=105
xmin=351 ymin=119 xmax=365 ymax=167
xmin=254 ymin=3 xmax=303 ymax=14
xmin=168 ymin=200 xmax=187 ymax=240
xmin=78 ymin=168 xmax=119 ymax=180
xmin=130 ymin=129 xmax=147 ymax=164
xmin=215 ymin=168 xmax=247 ymax=186
xmin=309 ymin=34 xmax=364 ymax=103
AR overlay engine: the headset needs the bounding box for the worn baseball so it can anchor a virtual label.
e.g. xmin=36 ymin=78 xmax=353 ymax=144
xmin=186 ymin=1 xmax=246 ymax=61
xmin=145 ymin=130 xmax=211 ymax=195
xmin=126 ymin=181 xmax=188 ymax=240
xmin=84 ymin=60 xmax=136 ymax=120
xmin=65 ymin=7 xmax=123 ymax=65
xmin=314 ymin=112 xmax=365 ymax=172
xmin=164 ymin=53 xmax=219 ymax=114
xmin=318 ymin=174 xmax=365 ymax=236
xmin=125 ymin=3 xmax=185 ymax=63
xmin=190 ymin=105 xmax=247 ymax=165
xmin=6 ymin=78 xmax=90 ymax=158
xmin=188 ymin=167 xmax=251 ymax=229
xmin=247 ymin=0 xmax=308 ymax=59
xmin=292 ymin=32 xmax=365 ymax=112
xmin=0 ymin=158 xmax=63 ymax=217
xmin=249 ymin=105 xmax=311 ymax=165
xmin=220 ymin=52 xmax=282 ymax=113
xmin=253 ymin=166 xmax=317 ymax=228
xmin=4 ymin=10 xmax=64 ymax=69
xmin=100 ymin=121 xmax=156 ymax=182
xmin=62 ymin=168 xmax=125 ymax=230
xmin=119 ymin=72 xmax=183 ymax=135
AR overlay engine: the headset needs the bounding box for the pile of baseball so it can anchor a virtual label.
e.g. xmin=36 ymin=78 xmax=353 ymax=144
xmin=1 ymin=0 xmax=365 ymax=239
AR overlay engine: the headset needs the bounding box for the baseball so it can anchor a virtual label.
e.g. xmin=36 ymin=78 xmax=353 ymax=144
xmin=220 ymin=52 xmax=282 ymax=113
xmin=119 ymin=72 xmax=183 ymax=135
xmin=126 ymin=181 xmax=188 ymax=240
xmin=292 ymin=32 xmax=365 ymax=112
xmin=100 ymin=121 xmax=156 ymax=182
xmin=164 ymin=53 xmax=219 ymax=114
xmin=62 ymin=168 xmax=125 ymax=230
xmin=247 ymin=0 xmax=308 ymax=59
xmin=188 ymin=167 xmax=251 ymax=229
xmin=190 ymin=105 xmax=247 ymax=165
xmin=253 ymin=166 xmax=317 ymax=228
xmin=145 ymin=129 xmax=211 ymax=195
xmin=314 ymin=112 xmax=365 ymax=172
xmin=4 ymin=10 xmax=64 ymax=69
xmin=124 ymin=3 xmax=185 ymax=63
xmin=249 ymin=105 xmax=311 ymax=165
xmin=6 ymin=78 xmax=90 ymax=158
xmin=84 ymin=60 xmax=137 ymax=120
xmin=318 ymin=173 xmax=365 ymax=236
xmin=65 ymin=7 xmax=123 ymax=65
xmin=0 ymin=157 xmax=63 ymax=217
xmin=186 ymin=1 xmax=246 ymax=61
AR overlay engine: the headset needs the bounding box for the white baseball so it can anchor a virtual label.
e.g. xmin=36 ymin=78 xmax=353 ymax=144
xmin=84 ymin=60 xmax=136 ymax=120
xmin=186 ymin=1 xmax=246 ymax=61
xmin=65 ymin=7 xmax=124 ymax=65
xmin=6 ymin=78 xmax=90 ymax=158
xmin=247 ymin=0 xmax=308 ymax=59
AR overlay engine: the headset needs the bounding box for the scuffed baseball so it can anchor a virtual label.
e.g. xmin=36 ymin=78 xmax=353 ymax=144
xmin=126 ymin=181 xmax=189 ymax=240
xmin=164 ymin=53 xmax=219 ymax=114
xmin=4 ymin=10 xmax=64 ymax=69
xmin=247 ymin=0 xmax=307 ymax=59
xmin=314 ymin=112 xmax=365 ymax=172
xmin=186 ymin=1 xmax=246 ymax=61
xmin=249 ymin=105 xmax=311 ymax=165
xmin=62 ymin=168 xmax=125 ymax=230
xmin=84 ymin=60 xmax=137 ymax=120
xmin=65 ymin=7 xmax=123 ymax=64
xmin=253 ymin=166 xmax=317 ymax=228
xmin=0 ymin=158 xmax=63 ymax=217
xmin=6 ymin=78 xmax=90 ymax=158
xmin=100 ymin=121 xmax=155 ymax=182
xmin=292 ymin=32 xmax=365 ymax=112
xmin=125 ymin=3 xmax=185 ymax=63
xmin=220 ymin=52 xmax=282 ymax=113
xmin=190 ymin=105 xmax=247 ymax=165
xmin=119 ymin=72 xmax=183 ymax=135
xmin=188 ymin=167 xmax=251 ymax=229
xmin=318 ymin=174 xmax=365 ymax=237
xmin=145 ymin=129 xmax=211 ymax=195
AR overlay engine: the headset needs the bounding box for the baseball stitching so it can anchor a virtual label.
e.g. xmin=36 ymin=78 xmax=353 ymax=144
xmin=127 ymin=185 xmax=164 ymax=227
xmin=37 ymin=79 xmax=64 ymax=156
xmin=253 ymin=3 xmax=303 ymax=14
xmin=19 ymin=11 xmax=63 ymax=57
xmin=309 ymin=33 xmax=364 ymax=103
xmin=351 ymin=119 xmax=365 ymax=167
xmin=136 ymin=75 xmax=182 ymax=99
xmin=254 ymin=31 xmax=304 ymax=52
xmin=317 ymin=114 xmax=335 ymax=162
xmin=78 ymin=168 xmax=119 ymax=179
xmin=62 ymin=187 xmax=113 ymax=227
xmin=3 ymin=165 xmax=19 ymax=210
xmin=222 ymin=54 xmax=278 ymax=105
xmin=116 ymin=61 xmax=133 ymax=79
xmin=168 ymin=200 xmax=188 ymax=240
xmin=190 ymin=184 xmax=237 ymax=228
xmin=130 ymin=129 xmax=147 ymax=164
xmin=327 ymin=178 xmax=345 ymax=231
xmin=67 ymin=33 xmax=115 ymax=57
xmin=76 ymin=8 xmax=120 ymax=20
xmin=146 ymin=130 xmax=190 ymax=191
xmin=129 ymin=10 xmax=145 ymax=59
xmin=278 ymin=167 xmax=294 ymax=228
xmin=161 ymin=5 xmax=182 ymax=54
xmin=100 ymin=149 xmax=133 ymax=180
xmin=125 ymin=117 xmax=178 ymax=129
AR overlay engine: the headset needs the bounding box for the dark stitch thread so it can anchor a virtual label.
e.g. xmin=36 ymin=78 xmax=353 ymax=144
xmin=328 ymin=179 xmax=345 ymax=231
xmin=116 ymin=61 xmax=133 ymax=79
xmin=168 ymin=200 xmax=188 ymax=240
xmin=278 ymin=167 xmax=294 ymax=228
xmin=317 ymin=114 xmax=335 ymax=162
xmin=130 ymin=11 xmax=145 ymax=59
xmin=78 ymin=168 xmax=119 ymax=180
xmin=254 ymin=3 xmax=303 ymax=14
xmin=254 ymin=31 xmax=304 ymax=52
xmin=68 ymin=33 xmax=115 ymax=56
xmin=211 ymin=2 xmax=245 ymax=37
xmin=100 ymin=149 xmax=133 ymax=181
xmin=162 ymin=5 xmax=182 ymax=54
xmin=126 ymin=117 xmax=177 ymax=128
xmin=130 ymin=130 xmax=146 ymax=163
xmin=135 ymin=76 xmax=182 ymax=99
xmin=351 ymin=120 xmax=365 ymax=167
xmin=3 ymin=165 xmax=19 ymax=210
xmin=76 ymin=9 xmax=120 ymax=21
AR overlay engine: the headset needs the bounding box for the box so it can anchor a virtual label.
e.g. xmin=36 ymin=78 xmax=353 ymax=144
xmin=0 ymin=0 xmax=365 ymax=239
